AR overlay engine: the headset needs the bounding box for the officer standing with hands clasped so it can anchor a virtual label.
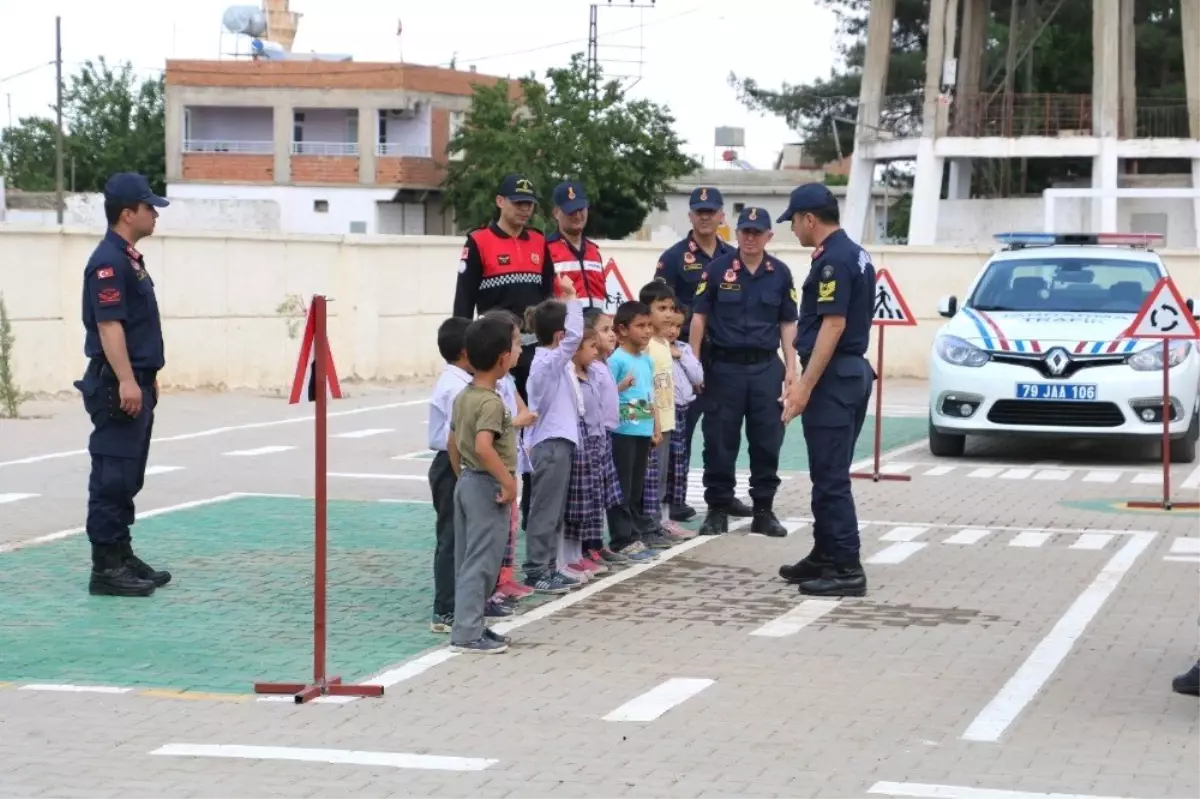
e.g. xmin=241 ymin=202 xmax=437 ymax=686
xmin=75 ymin=173 xmax=173 ymax=598
xmin=689 ymin=206 xmax=797 ymax=538
xmin=779 ymin=184 xmax=876 ymax=597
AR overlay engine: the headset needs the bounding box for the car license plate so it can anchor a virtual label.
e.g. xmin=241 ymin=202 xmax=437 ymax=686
xmin=1015 ymin=383 xmax=1097 ymax=401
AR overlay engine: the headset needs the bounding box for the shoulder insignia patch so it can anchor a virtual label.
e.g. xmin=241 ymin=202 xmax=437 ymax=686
xmin=817 ymin=281 xmax=836 ymax=302
xmin=97 ymin=287 xmax=122 ymax=307
xmin=96 ymin=267 xmax=114 ymax=280
xmin=789 ymin=287 xmax=798 ymax=303
xmin=820 ymin=263 xmax=835 ymax=281
xmin=695 ymin=280 xmax=707 ymax=297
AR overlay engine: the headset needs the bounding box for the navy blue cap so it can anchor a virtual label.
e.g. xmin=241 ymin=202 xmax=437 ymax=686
xmin=104 ymin=173 xmax=168 ymax=208
xmin=776 ymin=182 xmax=837 ymax=223
xmin=736 ymin=206 xmax=771 ymax=231
xmin=552 ymin=181 xmax=588 ymax=214
xmin=688 ymin=186 xmax=723 ymax=211
xmin=497 ymin=173 xmax=538 ymax=204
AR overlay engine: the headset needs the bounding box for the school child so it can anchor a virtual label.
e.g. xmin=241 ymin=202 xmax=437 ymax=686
xmin=427 ymin=317 xmax=472 ymax=633
xmin=638 ymin=281 xmax=693 ymax=543
xmin=522 ymin=276 xmax=584 ymax=594
xmin=481 ymin=309 xmax=537 ymax=602
xmin=604 ymin=301 xmax=663 ymax=559
xmin=665 ymin=305 xmax=704 ymax=522
xmin=446 ymin=315 xmax=522 ymax=655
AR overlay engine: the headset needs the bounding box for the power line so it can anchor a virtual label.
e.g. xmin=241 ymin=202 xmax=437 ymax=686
xmin=0 ymin=61 xmax=54 ymax=85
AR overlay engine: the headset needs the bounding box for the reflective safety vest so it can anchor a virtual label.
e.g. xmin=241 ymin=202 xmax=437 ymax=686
xmin=547 ymin=235 xmax=607 ymax=310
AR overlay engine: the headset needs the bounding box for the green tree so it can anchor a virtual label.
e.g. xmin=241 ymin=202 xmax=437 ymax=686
xmin=0 ymin=58 xmax=165 ymax=194
xmin=443 ymin=53 xmax=700 ymax=239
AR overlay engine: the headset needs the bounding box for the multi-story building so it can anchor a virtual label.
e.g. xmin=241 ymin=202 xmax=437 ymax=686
xmin=164 ymin=59 xmax=517 ymax=235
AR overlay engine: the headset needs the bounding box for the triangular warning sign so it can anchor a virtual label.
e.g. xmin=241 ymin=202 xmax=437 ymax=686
xmin=1123 ymin=276 xmax=1200 ymax=340
xmin=872 ymin=269 xmax=916 ymax=326
xmin=602 ymin=258 xmax=634 ymax=316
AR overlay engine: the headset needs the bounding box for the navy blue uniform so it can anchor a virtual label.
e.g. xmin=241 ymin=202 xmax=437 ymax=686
xmin=693 ymin=250 xmax=798 ymax=510
xmin=794 ymin=228 xmax=876 ymax=561
xmin=75 ymin=229 xmax=165 ymax=547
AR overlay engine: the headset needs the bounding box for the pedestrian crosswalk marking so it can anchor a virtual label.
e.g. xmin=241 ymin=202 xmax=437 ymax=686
xmin=866 ymin=525 xmax=1128 ymax=556
xmin=883 ymin=462 xmax=1184 ymax=485
xmin=1032 ymin=469 xmax=1071 ymax=481
xmin=880 ymin=526 xmax=928 ymax=542
xmin=1000 ymin=468 xmax=1034 ymax=480
xmin=0 ymin=493 xmax=38 ymax=505
xmin=968 ymin=467 xmax=1003 ymax=478
xmin=1071 ymin=533 xmax=1113 ymax=550
xmin=1009 ymin=531 xmax=1051 ymax=548
xmin=944 ymin=528 xmax=991 ymax=545
xmin=1082 ymin=470 xmax=1121 ymax=483
xmin=867 ymin=542 xmax=927 ymax=564
xmin=1165 ymin=537 xmax=1200 ymax=563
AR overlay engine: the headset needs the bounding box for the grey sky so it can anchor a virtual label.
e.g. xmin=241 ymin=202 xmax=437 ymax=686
xmin=0 ymin=0 xmax=838 ymax=169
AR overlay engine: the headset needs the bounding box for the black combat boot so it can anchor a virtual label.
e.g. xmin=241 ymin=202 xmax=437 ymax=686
xmin=750 ymin=505 xmax=787 ymax=537
xmin=119 ymin=540 xmax=172 ymax=587
xmin=1173 ymin=661 xmax=1200 ymax=697
xmin=779 ymin=548 xmax=832 ymax=583
xmin=89 ymin=543 xmax=156 ymax=597
xmin=669 ymin=503 xmax=696 ymax=522
xmin=698 ymin=508 xmax=729 ymax=535
xmin=727 ymin=497 xmax=753 ymax=518
xmin=797 ymin=558 xmax=867 ymax=598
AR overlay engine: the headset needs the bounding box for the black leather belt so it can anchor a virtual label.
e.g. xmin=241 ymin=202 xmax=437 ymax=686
xmin=87 ymin=359 xmax=157 ymax=385
xmin=711 ymin=347 xmax=774 ymax=365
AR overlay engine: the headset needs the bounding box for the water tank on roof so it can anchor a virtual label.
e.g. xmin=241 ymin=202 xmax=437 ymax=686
xmin=222 ymin=5 xmax=269 ymax=36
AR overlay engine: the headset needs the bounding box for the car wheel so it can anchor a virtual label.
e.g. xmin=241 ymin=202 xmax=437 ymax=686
xmin=928 ymin=417 xmax=966 ymax=457
xmin=1168 ymin=408 xmax=1199 ymax=465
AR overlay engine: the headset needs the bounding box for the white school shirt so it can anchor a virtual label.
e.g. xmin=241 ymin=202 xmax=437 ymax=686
xmin=427 ymin=364 xmax=472 ymax=451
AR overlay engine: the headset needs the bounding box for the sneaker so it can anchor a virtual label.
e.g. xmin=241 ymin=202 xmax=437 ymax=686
xmin=642 ymin=531 xmax=674 ymax=549
xmin=485 ymin=599 xmax=514 ymax=619
xmin=525 ymin=573 xmax=571 ymax=595
xmin=573 ymin=557 xmax=604 ymax=574
xmin=662 ymin=520 xmax=696 ymax=540
xmin=550 ymin=572 xmax=580 ymax=590
xmin=619 ymin=542 xmax=657 ymax=561
xmin=430 ymin=612 xmax=454 ymax=634
xmin=497 ymin=579 xmax=534 ymax=600
xmin=582 ymin=551 xmax=610 ymax=573
xmin=596 ymin=548 xmax=629 ymax=565
xmin=484 ymin=627 xmax=512 ymax=646
xmin=450 ymin=635 xmax=508 ymax=654
xmin=562 ymin=564 xmax=591 ymax=583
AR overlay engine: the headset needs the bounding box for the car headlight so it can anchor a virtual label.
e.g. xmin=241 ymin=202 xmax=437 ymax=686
xmin=935 ymin=335 xmax=990 ymax=368
xmin=1127 ymin=341 xmax=1193 ymax=371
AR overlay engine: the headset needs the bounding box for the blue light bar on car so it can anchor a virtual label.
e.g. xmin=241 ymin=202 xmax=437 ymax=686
xmin=994 ymin=232 xmax=1166 ymax=247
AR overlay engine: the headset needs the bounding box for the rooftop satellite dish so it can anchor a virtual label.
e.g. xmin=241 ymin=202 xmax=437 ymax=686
xmin=222 ymin=5 xmax=268 ymax=37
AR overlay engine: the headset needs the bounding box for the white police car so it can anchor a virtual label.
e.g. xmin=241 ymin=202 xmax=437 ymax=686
xmin=928 ymin=233 xmax=1200 ymax=463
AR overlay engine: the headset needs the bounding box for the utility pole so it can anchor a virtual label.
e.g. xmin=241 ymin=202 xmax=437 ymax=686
xmin=586 ymin=0 xmax=656 ymax=99
xmin=55 ymin=15 xmax=64 ymax=225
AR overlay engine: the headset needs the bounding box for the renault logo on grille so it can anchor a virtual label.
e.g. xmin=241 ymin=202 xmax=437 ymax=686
xmin=1044 ymin=348 xmax=1070 ymax=376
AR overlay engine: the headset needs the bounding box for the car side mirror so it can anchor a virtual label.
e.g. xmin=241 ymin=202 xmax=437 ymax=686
xmin=938 ymin=295 xmax=957 ymax=319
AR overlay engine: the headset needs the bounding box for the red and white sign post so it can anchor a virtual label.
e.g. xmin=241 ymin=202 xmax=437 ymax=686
xmin=852 ymin=269 xmax=917 ymax=483
xmin=1122 ymin=276 xmax=1200 ymax=511
xmin=253 ymin=296 xmax=385 ymax=704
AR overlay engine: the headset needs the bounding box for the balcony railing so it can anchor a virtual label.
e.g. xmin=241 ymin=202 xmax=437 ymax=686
xmin=184 ymin=139 xmax=274 ymax=154
xmin=950 ymin=93 xmax=1094 ymax=137
xmin=376 ymin=142 xmax=431 ymax=157
xmin=291 ymin=141 xmax=360 ymax=156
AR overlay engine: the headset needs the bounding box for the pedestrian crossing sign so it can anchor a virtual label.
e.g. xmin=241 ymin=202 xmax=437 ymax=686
xmin=872 ymin=269 xmax=916 ymax=326
xmin=602 ymin=258 xmax=634 ymax=316
xmin=1123 ymin=276 xmax=1200 ymax=340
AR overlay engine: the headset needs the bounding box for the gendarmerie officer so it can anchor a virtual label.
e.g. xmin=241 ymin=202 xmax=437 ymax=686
xmin=689 ymin=206 xmax=797 ymax=538
xmin=655 ymin=186 xmax=749 ymax=518
xmin=75 ymin=173 xmax=172 ymax=597
xmin=780 ymin=184 xmax=876 ymax=597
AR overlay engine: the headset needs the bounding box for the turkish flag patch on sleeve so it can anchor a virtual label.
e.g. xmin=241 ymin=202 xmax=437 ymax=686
xmin=96 ymin=267 xmax=115 ymax=280
xmin=97 ymin=287 xmax=122 ymax=307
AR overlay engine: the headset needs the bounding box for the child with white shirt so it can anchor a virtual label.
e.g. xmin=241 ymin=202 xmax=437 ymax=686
xmin=522 ymin=276 xmax=584 ymax=594
xmin=664 ymin=306 xmax=704 ymax=520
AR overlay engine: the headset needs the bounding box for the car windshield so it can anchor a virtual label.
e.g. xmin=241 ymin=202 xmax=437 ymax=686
xmin=967 ymin=257 xmax=1162 ymax=313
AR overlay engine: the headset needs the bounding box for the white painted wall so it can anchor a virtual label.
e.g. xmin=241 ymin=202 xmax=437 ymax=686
xmin=167 ymin=183 xmax=396 ymax=235
xmin=294 ymin=107 xmax=356 ymax=144
xmin=379 ymin=105 xmax=432 ymax=156
xmin=186 ymin=106 xmax=274 ymax=142
xmin=1 ymin=192 xmax=281 ymax=232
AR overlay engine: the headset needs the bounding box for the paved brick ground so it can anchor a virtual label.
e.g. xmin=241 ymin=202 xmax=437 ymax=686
xmin=0 ymin=380 xmax=1197 ymax=798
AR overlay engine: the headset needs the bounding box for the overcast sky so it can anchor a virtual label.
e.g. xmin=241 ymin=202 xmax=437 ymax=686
xmin=0 ymin=0 xmax=839 ymax=169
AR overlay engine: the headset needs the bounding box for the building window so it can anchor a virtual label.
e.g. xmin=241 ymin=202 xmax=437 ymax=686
xmin=293 ymin=111 xmax=305 ymax=143
xmin=313 ymin=200 xmax=329 ymax=213
xmin=346 ymin=110 xmax=358 ymax=144
xmin=349 ymin=221 xmax=367 ymax=234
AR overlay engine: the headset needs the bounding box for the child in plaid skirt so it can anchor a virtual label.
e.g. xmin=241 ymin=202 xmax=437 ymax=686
xmin=665 ymin=306 xmax=704 ymax=521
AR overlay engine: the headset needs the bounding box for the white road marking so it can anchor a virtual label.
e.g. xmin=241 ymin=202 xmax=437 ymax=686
xmin=943 ymin=528 xmax=991 ymax=545
xmin=866 ymin=542 xmax=927 ymax=564
xmin=0 ymin=400 xmax=426 ymax=469
xmin=1131 ymin=472 xmax=1163 ymax=484
xmin=1164 ymin=556 xmax=1200 ymax=563
xmin=1182 ymin=463 xmax=1200 ymax=491
xmin=923 ymin=465 xmax=955 ymax=476
xmin=881 ymin=462 xmax=915 ymax=474
xmin=961 ymin=531 xmax=1155 ymax=742
xmin=1070 ymin=533 xmax=1113 ymax=551
xmin=393 ymin=450 xmax=432 ymax=460
xmin=1000 ymin=468 xmax=1034 ymax=480
xmin=1032 ymin=469 xmax=1072 ymax=481
xmin=601 ymin=678 xmax=715 ymax=722
xmin=334 ymin=428 xmax=394 ymax=439
xmin=1 ymin=493 xmax=243 ymax=554
xmin=1169 ymin=537 xmax=1200 ymax=555
xmin=749 ymin=600 xmax=840 ymax=637
xmin=19 ymin=684 xmax=132 ymax=694
xmin=880 ymin=526 xmax=928 ymax=542
xmin=849 ymin=438 xmax=929 ymax=472
xmin=0 ymin=493 xmax=38 ymax=504
xmin=144 ymin=465 xmax=185 ymax=476
xmin=328 ymin=472 xmax=426 ymax=482
xmin=867 ymin=780 xmax=1127 ymax=799
xmin=223 ymin=446 xmax=296 ymax=457
xmin=1082 ymin=470 xmax=1121 ymax=483
xmin=968 ymin=467 xmax=1003 ymax=478
xmin=150 ymin=743 xmax=497 ymax=772
xmin=1009 ymin=532 xmax=1051 ymax=548
xmin=780 ymin=517 xmax=1153 ymax=536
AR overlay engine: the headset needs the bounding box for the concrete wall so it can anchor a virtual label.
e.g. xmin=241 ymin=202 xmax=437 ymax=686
xmin=3 ymin=226 xmax=1197 ymax=396
xmin=3 ymin=194 xmax=282 ymax=232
